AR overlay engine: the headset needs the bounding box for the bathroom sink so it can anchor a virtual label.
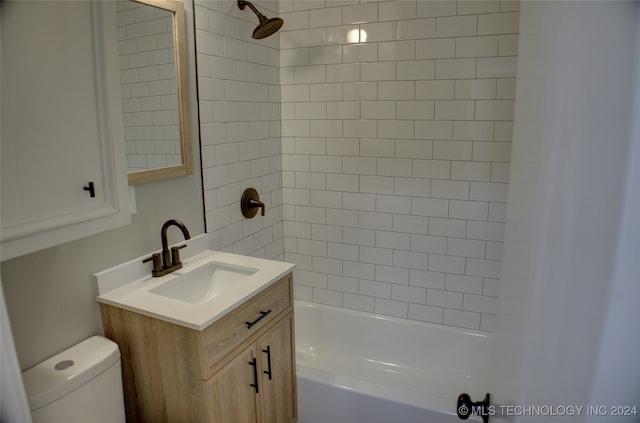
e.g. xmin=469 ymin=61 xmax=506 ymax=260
xmin=95 ymin=239 xmax=295 ymax=330
xmin=149 ymin=261 xmax=258 ymax=304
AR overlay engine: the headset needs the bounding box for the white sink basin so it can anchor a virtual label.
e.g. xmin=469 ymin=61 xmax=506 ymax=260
xmin=149 ymin=261 xmax=258 ymax=304
xmin=94 ymin=239 xmax=295 ymax=330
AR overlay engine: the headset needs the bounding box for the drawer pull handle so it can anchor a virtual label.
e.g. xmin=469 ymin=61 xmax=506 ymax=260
xmin=262 ymin=345 xmax=272 ymax=380
xmin=246 ymin=309 xmax=272 ymax=329
xmin=248 ymin=357 xmax=259 ymax=394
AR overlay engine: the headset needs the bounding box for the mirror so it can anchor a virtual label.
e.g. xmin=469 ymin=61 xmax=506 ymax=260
xmin=116 ymin=0 xmax=192 ymax=185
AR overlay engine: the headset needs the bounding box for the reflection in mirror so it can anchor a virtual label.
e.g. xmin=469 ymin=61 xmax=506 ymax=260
xmin=116 ymin=0 xmax=192 ymax=185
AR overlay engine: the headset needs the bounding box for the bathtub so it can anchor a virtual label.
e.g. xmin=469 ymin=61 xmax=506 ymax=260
xmin=294 ymin=301 xmax=493 ymax=423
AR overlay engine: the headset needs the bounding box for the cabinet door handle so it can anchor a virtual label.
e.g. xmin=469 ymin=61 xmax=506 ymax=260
xmin=249 ymin=357 xmax=259 ymax=394
xmin=262 ymin=345 xmax=272 ymax=380
xmin=245 ymin=309 xmax=271 ymax=329
xmin=83 ymin=181 xmax=95 ymax=198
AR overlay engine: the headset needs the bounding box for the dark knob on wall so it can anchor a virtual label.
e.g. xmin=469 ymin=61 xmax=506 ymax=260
xmin=241 ymin=188 xmax=265 ymax=218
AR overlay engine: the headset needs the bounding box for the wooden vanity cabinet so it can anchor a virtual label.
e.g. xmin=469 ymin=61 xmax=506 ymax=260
xmin=100 ymin=273 xmax=297 ymax=423
xmin=205 ymin=315 xmax=296 ymax=423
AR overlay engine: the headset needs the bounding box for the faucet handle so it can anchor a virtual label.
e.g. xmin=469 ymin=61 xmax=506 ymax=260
xmin=241 ymin=188 xmax=266 ymax=218
xmin=171 ymin=244 xmax=187 ymax=266
xmin=249 ymin=199 xmax=265 ymax=216
xmin=143 ymin=253 xmax=162 ymax=273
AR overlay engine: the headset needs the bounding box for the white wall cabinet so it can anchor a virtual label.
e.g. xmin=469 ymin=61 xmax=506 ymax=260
xmin=1 ymin=1 xmax=131 ymax=260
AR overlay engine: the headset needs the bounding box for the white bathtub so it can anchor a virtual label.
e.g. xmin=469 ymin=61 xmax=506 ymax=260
xmin=294 ymin=301 xmax=493 ymax=423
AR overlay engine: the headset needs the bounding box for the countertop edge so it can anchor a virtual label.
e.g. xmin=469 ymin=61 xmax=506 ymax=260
xmin=97 ymin=263 xmax=295 ymax=331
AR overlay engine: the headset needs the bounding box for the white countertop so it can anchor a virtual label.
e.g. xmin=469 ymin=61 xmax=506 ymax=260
xmin=94 ymin=236 xmax=294 ymax=330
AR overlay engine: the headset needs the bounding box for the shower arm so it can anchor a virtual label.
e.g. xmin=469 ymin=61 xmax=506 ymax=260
xmin=238 ymin=0 xmax=267 ymax=21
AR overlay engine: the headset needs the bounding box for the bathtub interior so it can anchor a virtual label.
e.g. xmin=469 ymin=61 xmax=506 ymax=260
xmin=294 ymin=301 xmax=493 ymax=412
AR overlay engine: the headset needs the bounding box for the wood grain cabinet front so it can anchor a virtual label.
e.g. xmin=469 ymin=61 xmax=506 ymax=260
xmin=198 ymin=275 xmax=291 ymax=379
xmin=203 ymin=315 xmax=296 ymax=423
xmin=100 ymin=273 xmax=297 ymax=423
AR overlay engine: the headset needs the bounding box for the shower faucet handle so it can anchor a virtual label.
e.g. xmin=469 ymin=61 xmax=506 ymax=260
xmin=241 ymin=188 xmax=266 ymax=218
xmin=249 ymin=199 xmax=265 ymax=216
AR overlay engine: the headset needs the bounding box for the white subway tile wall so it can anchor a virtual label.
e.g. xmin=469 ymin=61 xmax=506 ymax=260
xmin=280 ymin=0 xmax=518 ymax=331
xmin=194 ymin=0 xmax=517 ymax=331
xmin=195 ymin=0 xmax=284 ymax=260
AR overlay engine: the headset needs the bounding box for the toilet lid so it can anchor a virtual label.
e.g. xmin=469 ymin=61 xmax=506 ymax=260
xmin=22 ymin=336 xmax=120 ymax=410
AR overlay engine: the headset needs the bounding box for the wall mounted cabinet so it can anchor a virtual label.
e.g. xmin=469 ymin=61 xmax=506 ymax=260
xmin=1 ymin=1 xmax=130 ymax=260
xmin=100 ymin=273 xmax=297 ymax=423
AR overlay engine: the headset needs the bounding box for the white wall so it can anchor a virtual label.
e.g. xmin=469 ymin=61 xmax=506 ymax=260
xmin=279 ymin=0 xmax=518 ymax=330
xmin=194 ymin=0 xmax=519 ymax=332
xmin=491 ymin=1 xmax=640 ymax=418
xmin=194 ymin=0 xmax=285 ymax=259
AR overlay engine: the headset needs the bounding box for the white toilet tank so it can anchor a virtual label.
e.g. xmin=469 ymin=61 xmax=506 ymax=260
xmin=22 ymin=335 xmax=126 ymax=423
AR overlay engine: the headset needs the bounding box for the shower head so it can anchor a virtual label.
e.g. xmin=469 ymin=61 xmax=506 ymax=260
xmin=238 ymin=0 xmax=283 ymax=39
xmin=253 ymin=16 xmax=284 ymax=39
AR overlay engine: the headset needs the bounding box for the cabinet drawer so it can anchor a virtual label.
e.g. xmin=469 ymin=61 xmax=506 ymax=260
xmin=198 ymin=274 xmax=292 ymax=379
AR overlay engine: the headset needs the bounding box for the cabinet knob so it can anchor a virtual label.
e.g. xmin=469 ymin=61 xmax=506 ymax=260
xmin=83 ymin=181 xmax=95 ymax=198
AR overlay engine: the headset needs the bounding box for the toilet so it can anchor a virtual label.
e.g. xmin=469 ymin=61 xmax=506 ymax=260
xmin=21 ymin=335 xmax=126 ymax=423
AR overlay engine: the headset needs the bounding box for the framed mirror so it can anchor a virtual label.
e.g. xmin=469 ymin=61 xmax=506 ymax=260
xmin=116 ymin=0 xmax=193 ymax=185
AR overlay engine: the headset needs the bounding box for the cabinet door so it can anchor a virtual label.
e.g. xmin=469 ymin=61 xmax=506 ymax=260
xmin=257 ymin=314 xmax=297 ymax=423
xmin=1 ymin=1 xmax=130 ymax=260
xmin=203 ymin=344 xmax=259 ymax=423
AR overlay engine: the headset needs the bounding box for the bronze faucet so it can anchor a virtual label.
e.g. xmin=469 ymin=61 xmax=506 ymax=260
xmin=143 ymin=219 xmax=191 ymax=277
